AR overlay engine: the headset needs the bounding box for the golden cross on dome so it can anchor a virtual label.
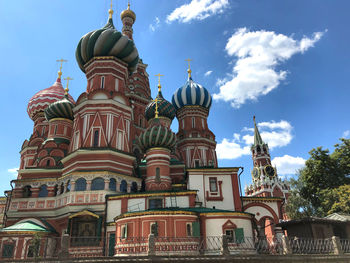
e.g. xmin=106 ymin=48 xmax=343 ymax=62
xmin=185 ymin=58 xmax=192 ymax=78
xmin=64 ymin=77 xmax=73 ymax=95
xmin=109 ymin=0 xmax=114 ymax=18
xmin=155 ymin=73 xmax=164 ymax=93
xmin=56 ymin=59 xmax=67 ymax=79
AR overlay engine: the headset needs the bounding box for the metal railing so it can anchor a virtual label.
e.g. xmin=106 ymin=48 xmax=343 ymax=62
xmin=1 ymin=235 xmax=349 ymax=261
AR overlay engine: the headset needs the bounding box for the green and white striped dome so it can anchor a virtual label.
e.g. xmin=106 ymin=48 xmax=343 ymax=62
xmin=45 ymin=95 xmax=74 ymax=121
xmin=138 ymin=122 xmax=176 ymax=151
xmin=75 ymin=17 xmax=139 ymax=73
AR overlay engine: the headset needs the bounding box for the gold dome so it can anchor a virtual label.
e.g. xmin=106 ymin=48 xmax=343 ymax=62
xmin=121 ymin=3 xmax=136 ymax=21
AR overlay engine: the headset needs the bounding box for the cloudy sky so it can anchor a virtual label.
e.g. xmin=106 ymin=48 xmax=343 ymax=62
xmin=0 ymin=0 xmax=349 ymax=194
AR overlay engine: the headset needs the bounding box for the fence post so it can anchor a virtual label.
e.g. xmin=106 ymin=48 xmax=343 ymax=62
xmin=221 ymin=234 xmax=229 ymax=256
xmin=148 ymin=234 xmax=155 ymax=256
xmin=58 ymin=233 xmax=70 ymax=259
xmin=281 ymin=235 xmax=291 ymax=255
xmin=332 ymin=236 xmax=343 ymax=255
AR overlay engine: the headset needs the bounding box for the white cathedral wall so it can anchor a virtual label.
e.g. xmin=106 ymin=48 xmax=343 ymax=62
xmin=205 ymin=218 xmax=253 ymax=238
xmin=187 ymin=172 xmax=205 ymax=205
xmin=107 ymin=199 xmax=121 ymax=222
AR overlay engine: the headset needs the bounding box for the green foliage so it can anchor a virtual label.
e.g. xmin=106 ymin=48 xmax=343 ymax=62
xmin=286 ymin=138 xmax=350 ymax=219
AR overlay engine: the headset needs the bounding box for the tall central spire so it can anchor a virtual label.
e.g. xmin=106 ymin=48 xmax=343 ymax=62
xmin=253 ymin=116 xmax=264 ymax=147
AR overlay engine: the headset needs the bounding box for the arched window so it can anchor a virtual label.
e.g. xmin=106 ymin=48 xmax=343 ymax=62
xmin=46 ymin=159 xmax=50 ymax=166
xmin=60 ymin=183 xmax=64 ymax=194
xmin=66 ymin=180 xmax=71 ymax=192
xmin=54 ymin=184 xmax=58 ymax=196
xmin=91 ymin=177 xmax=104 ymax=190
xmin=38 ymin=185 xmax=48 ymax=197
xmin=257 ymin=146 xmax=261 ymax=154
xmin=131 ymin=182 xmax=138 ymax=193
xmin=155 ymin=167 xmax=160 ymax=183
xmin=23 ymin=185 xmax=32 ymax=198
xmin=109 ymin=178 xmax=116 ymax=191
xmin=101 ymin=76 xmax=105 ymax=89
xmin=93 ymin=130 xmax=99 ymax=147
xmin=120 ymin=180 xmax=127 ymax=193
xmin=75 ymin=178 xmax=87 ymax=191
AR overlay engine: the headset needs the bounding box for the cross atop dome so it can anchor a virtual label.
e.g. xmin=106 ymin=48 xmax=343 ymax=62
xmin=185 ymin=58 xmax=192 ymax=78
xmin=56 ymin=59 xmax=67 ymax=81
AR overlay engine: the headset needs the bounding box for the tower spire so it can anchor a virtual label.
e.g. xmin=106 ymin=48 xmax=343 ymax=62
xmin=154 ymin=74 xmax=164 ymax=119
xmin=253 ymin=116 xmax=264 ymax=147
xmin=56 ymin=59 xmax=67 ymax=80
xmin=185 ymin=58 xmax=192 ymax=78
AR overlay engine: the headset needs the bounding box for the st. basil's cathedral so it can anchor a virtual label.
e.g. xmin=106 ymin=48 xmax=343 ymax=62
xmin=0 ymin=3 xmax=289 ymax=260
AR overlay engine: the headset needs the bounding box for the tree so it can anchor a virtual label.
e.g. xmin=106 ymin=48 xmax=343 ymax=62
xmin=286 ymin=138 xmax=350 ymax=219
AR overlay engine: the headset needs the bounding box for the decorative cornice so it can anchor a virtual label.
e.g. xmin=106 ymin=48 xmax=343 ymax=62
xmin=108 ymin=190 xmax=197 ymax=200
xmin=61 ymin=149 xmax=136 ymax=164
xmin=115 ymin=210 xmax=197 ymax=220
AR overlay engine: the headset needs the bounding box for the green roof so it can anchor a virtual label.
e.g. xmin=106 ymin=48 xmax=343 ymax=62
xmin=1 ymin=221 xmax=53 ymax=233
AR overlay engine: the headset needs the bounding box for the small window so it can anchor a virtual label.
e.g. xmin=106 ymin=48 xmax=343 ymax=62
xmin=66 ymin=180 xmax=71 ymax=192
xmin=54 ymin=184 xmax=58 ymax=196
xmin=186 ymin=223 xmax=192 ymax=237
xmin=120 ymin=180 xmax=127 ymax=193
xmin=209 ymin=178 xmax=218 ymax=192
xmin=131 ymin=182 xmax=138 ymax=192
xmin=2 ymin=243 xmax=14 ymax=258
xmin=101 ymin=76 xmax=105 ymax=89
xmin=115 ymin=78 xmax=119 ymax=91
xmin=225 ymin=229 xmax=234 ymax=242
xmin=54 ymin=125 xmax=58 ymax=135
xmin=155 ymin=167 xmax=160 ymax=183
xmin=23 ymin=185 xmax=32 ymax=198
xmin=38 ymin=185 xmax=48 ymax=197
xmin=151 ymin=222 xmax=158 ymax=237
xmin=90 ymin=78 xmax=94 ymax=90
xmin=60 ymin=183 xmax=64 ymax=194
xmin=109 ymin=178 xmax=116 ymax=191
xmin=46 ymin=159 xmax=51 ymax=166
xmin=91 ymin=177 xmax=105 ymax=190
xmin=182 ymin=119 xmax=185 ymax=129
xmin=192 ymin=117 xmax=195 ymax=128
xmin=42 ymin=126 xmax=46 ymax=136
xmin=121 ymin=224 xmax=128 ymax=239
xmin=257 ymin=146 xmax=261 ymax=153
xmin=93 ymin=130 xmax=99 ymax=147
xmin=149 ymin=198 xmax=163 ymax=209
xmin=202 ymin=118 xmax=205 ymax=129
xmin=194 ymin=160 xmax=200 ymax=168
xmin=75 ymin=178 xmax=87 ymax=191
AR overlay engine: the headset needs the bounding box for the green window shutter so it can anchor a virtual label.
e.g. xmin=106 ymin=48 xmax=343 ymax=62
xmin=108 ymin=233 xmax=116 ymax=256
xmin=234 ymin=228 xmax=244 ymax=244
xmin=97 ymin=216 xmax=103 ymax=237
xmin=192 ymin=222 xmax=200 ymax=237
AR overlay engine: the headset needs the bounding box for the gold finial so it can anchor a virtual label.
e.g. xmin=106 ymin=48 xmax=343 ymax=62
xmin=109 ymin=0 xmax=114 ymax=18
xmin=56 ymin=59 xmax=67 ymax=79
xmin=128 ymin=0 xmax=130 ymax=9
xmin=185 ymin=58 xmax=192 ymax=78
xmin=253 ymin=115 xmax=256 ymax=124
xmin=154 ymin=97 xmax=160 ymax=119
xmin=64 ymin=77 xmax=73 ymax=96
xmin=155 ymin=73 xmax=164 ymax=93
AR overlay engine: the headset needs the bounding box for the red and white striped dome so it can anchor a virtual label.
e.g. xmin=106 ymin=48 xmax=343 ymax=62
xmin=27 ymin=78 xmax=74 ymax=120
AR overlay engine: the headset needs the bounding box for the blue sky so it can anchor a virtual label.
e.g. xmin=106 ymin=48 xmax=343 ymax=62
xmin=0 ymin=0 xmax=349 ymax=195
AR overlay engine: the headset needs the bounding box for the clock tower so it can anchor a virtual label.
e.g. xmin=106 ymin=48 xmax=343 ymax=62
xmin=246 ymin=116 xmax=289 ymax=199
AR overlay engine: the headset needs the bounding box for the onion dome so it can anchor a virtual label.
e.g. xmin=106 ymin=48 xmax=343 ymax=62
xmin=172 ymin=75 xmax=212 ymax=111
xmin=75 ymin=10 xmax=139 ymax=73
xmin=145 ymin=90 xmax=176 ymax=121
xmin=121 ymin=2 xmax=136 ymax=21
xmin=27 ymin=78 xmax=74 ymax=120
xmin=138 ymin=122 xmax=176 ymax=151
xmin=45 ymin=96 xmax=74 ymax=121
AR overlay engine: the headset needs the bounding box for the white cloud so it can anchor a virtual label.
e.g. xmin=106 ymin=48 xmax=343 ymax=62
xmin=213 ymin=28 xmax=325 ymax=108
xmin=8 ymin=167 xmax=18 ymax=176
xmin=204 ymin=70 xmax=213 ymax=77
xmin=217 ymin=120 xmax=293 ymax=159
xmin=166 ymin=0 xmax=229 ymax=23
xmin=342 ymin=130 xmax=350 ymax=138
xmin=272 ymin=155 xmax=306 ymax=175
xmin=149 ymin=17 xmax=160 ymax=32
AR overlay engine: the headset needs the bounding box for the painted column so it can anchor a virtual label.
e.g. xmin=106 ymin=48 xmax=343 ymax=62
xmin=104 ymin=179 xmax=110 ymax=190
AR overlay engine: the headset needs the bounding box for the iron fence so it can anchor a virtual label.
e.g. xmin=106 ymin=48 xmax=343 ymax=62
xmin=289 ymin=237 xmax=334 ymax=254
xmin=340 ymin=239 xmax=350 ymax=254
xmin=114 ymin=236 xmax=148 ymax=256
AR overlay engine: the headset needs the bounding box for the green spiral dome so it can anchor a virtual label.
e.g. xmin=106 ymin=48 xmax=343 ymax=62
xmin=44 ymin=96 xmax=74 ymax=121
xmin=138 ymin=123 xmax=176 ymax=151
xmin=75 ymin=17 xmax=139 ymax=73
xmin=145 ymin=91 xmax=176 ymax=121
